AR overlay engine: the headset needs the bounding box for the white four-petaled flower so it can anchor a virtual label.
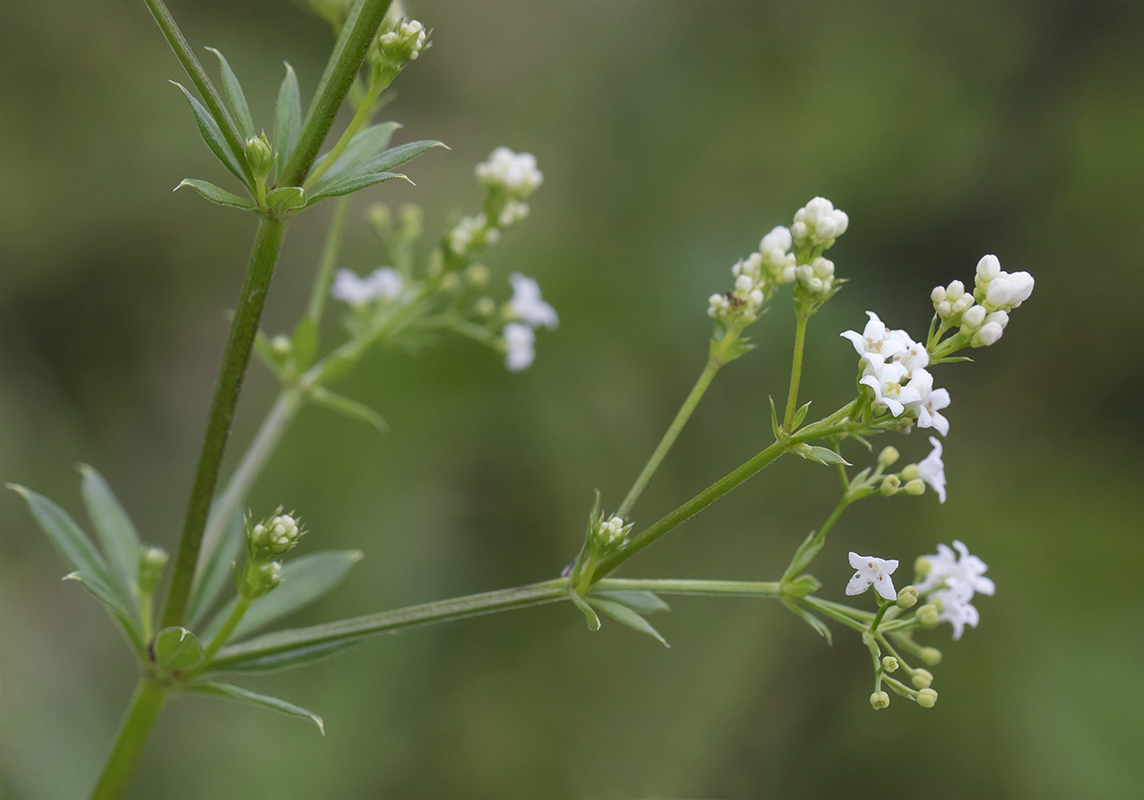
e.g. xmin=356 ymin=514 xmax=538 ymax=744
xmin=502 ymin=323 xmax=535 ymax=372
xmin=475 ymin=147 xmax=543 ymax=198
xmin=846 ymin=552 xmax=899 ymax=601
xmin=915 ymin=539 xmax=994 ymax=640
xmin=916 ymin=436 xmax=947 ymax=503
xmin=331 ymin=267 xmax=404 ymax=307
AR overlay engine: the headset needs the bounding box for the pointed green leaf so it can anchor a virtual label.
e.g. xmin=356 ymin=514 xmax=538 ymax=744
xmin=64 ymin=572 xmax=144 ymax=655
xmin=591 ymin=590 xmax=670 ymax=614
xmin=769 ymin=395 xmax=781 ymax=439
xmin=9 ymin=484 xmax=118 ymax=592
xmin=206 ymin=638 xmax=361 ymax=674
xmin=292 ymin=317 xmax=318 ymax=371
xmin=308 ymin=121 xmax=400 ymax=184
xmin=186 ymin=682 xmax=324 ymax=734
xmin=569 ymin=592 xmax=601 ymax=631
xmin=311 ymin=388 xmax=387 ymax=433
xmin=252 ymin=329 xmax=285 ymax=377
xmin=205 ymin=47 xmax=255 ymax=140
xmin=274 ymin=62 xmax=302 ymax=176
xmin=354 ymin=140 xmax=448 ymax=177
xmin=175 ymin=179 xmax=257 ymax=210
xmin=171 ymin=81 xmax=249 ymax=188
xmin=588 ymin=597 xmax=670 ymax=648
xmin=266 ymin=186 xmax=308 ymax=215
xmin=78 ymin=465 xmax=141 ymax=606
xmin=781 ymin=597 xmax=832 ymax=645
xmin=307 ymin=140 xmax=445 ymax=200
xmin=187 ymin=509 xmax=244 ymax=628
xmin=306 ymin=171 xmax=411 ymax=204
xmin=154 ymin=626 xmax=205 ymax=672
xmin=203 ymin=551 xmax=364 ymax=642
xmin=792 ymin=400 xmax=812 ymax=430
xmin=797 ymin=445 xmax=852 ymax=466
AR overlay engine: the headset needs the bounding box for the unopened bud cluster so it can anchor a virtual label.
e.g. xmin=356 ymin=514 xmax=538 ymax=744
xmin=476 ymin=147 xmax=543 ymax=199
xmin=245 ymin=134 xmax=275 ymax=180
xmin=932 ymin=255 xmax=1033 ymax=348
xmin=792 ymin=196 xmax=849 ymax=250
xmin=591 ymin=515 xmax=630 ymax=551
xmin=137 ymin=546 xmax=168 ymax=597
xmin=239 ymin=508 xmax=305 ymax=600
xmin=377 ymin=19 xmax=428 ymax=66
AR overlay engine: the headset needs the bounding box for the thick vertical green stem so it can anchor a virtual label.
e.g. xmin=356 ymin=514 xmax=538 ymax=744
xmin=783 ymin=312 xmax=809 ymax=431
xmin=162 ymin=217 xmax=289 ymax=629
xmin=90 ymin=679 xmax=168 ymax=800
xmin=142 ymin=0 xmax=250 ymax=182
xmin=280 ymin=0 xmax=394 ymax=186
xmin=193 ymin=388 xmax=304 ymax=588
xmin=616 ymin=359 xmax=721 ymax=519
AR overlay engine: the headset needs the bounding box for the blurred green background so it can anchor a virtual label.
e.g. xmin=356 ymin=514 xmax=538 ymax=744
xmin=2 ymin=1 xmax=1142 ymax=797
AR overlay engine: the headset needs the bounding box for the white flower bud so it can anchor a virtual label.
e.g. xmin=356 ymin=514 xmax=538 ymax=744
xmin=984 ymin=310 xmax=1009 ymax=329
xmin=878 ymin=446 xmax=900 ymax=468
xmin=919 ymin=647 xmax=942 ymax=666
xmin=916 ymin=688 xmax=938 ymax=708
xmin=870 ymin=691 xmax=890 ymax=710
xmin=972 ymin=321 xmax=1004 ymax=347
xmin=976 ymin=254 xmax=1001 ymax=281
xmin=962 ymin=305 xmax=986 ymax=329
xmin=930 ymin=286 xmax=946 ymax=304
xmin=749 ymin=289 xmax=764 ymax=305
xmin=791 ymin=220 xmax=808 ymax=240
xmin=985 ymin=270 xmax=1034 ymax=310
xmin=911 ymin=668 xmax=934 ymax=689
xmin=270 ymin=335 xmax=291 ymax=355
xmin=735 ymin=274 xmax=754 ymax=293
xmin=882 ymin=656 xmax=899 ymax=673
xmin=936 ymin=300 xmax=952 ymax=317
xmin=946 ymin=280 xmax=965 ymax=300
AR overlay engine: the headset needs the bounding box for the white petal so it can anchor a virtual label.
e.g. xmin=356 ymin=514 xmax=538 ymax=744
xmin=846 ymin=572 xmax=872 ymax=596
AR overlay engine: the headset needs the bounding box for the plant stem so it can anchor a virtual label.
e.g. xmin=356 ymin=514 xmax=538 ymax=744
xmin=280 ymin=0 xmax=395 ymax=187
xmin=616 ymin=356 xmax=722 ymax=519
xmin=201 ymin=597 xmax=251 ymax=663
xmin=90 ymin=679 xmax=168 ymax=800
xmin=303 ymin=82 xmax=382 ymax=191
xmin=161 ymin=217 xmax=289 ymax=629
xmin=596 ymin=441 xmax=786 ymax=579
xmin=783 ymin=311 xmax=809 ymax=432
xmin=139 ymin=596 xmax=154 ymax=644
xmin=192 ymin=388 xmax=305 ymax=590
xmin=780 ymin=493 xmax=852 ymax=583
xmin=142 ymin=0 xmax=250 ymax=184
xmin=306 ymin=197 xmax=351 ymax=325
xmin=597 ymin=578 xmax=781 ymax=598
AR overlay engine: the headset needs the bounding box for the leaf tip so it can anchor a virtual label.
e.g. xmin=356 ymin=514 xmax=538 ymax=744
xmin=6 ymin=482 xmax=29 ymax=498
xmin=349 ymin=550 xmax=365 ymax=562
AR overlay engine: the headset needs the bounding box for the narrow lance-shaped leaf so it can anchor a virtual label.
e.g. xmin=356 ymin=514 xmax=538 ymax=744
xmin=781 ymin=597 xmax=832 ymax=646
xmin=569 ymin=592 xmax=601 ymax=631
xmin=170 ymin=81 xmax=250 ymax=189
xmin=588 ymin=597 xmax=670 ymax=648
xmin=305 ymin=171 xmax=411 ymax=205
xmin=175 ymin=179 xmax=257 ymax=211
xmin=186 ymin=682 xmax=324 ymax=735
xmin=203 ymin=550 xmax=364 ymax=643
xmin=187 ymin=509 xmax=244 ymax=629
xmin=252 ymin=329 xmax=285 ymax=378
xmin=154 ymin=626 xmax=205 ymax=672
xmin=291 ymin=317 xmax=319 ymax=372
xmin=307 ymin=140 xmax=446 ymax=200
xmin=64 ymin=572 xmax=145 ymax=655
xmin=273 ymin=62 xmax=302 ymax=177
xmin=205 ymin=639 xmax=361 ymax=675
xmin=78 ymin=465 xmax=142 ymax=608
xmin=205 ymin=47 xmax=255 ymax=140
xmin=308 ymin=121 xmax=400 ymax=185
xmin=798 ymin=445 xmax=851 ymax=467
xmin=311 ymin=388 xmax=387 ymax=433
xmin=590 ymin=590 xmax=670 ymax=615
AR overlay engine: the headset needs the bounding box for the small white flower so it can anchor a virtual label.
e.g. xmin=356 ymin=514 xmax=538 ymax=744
xmin=331 ymin=269 xmax=379 ymax=307
xmin=792 ymin=196 xmax=849 ymax=248
xmin=975 ymin=254 xmax=1001 ymax=282
xmin=916 ymin=540 xmax=995 ymax=597
xmin=449 ymin=215 xmax=488 ymax=255
xmin=859 ymin=358 xmax=921 ymax=417
xmin=916 ymin=435 xmax=947 ymax=503
xmin=905 ymin=370 xmax=951 ymax=436
xmin=475 ymin=147 xmax=543 ymax=198
xmin=930 ymin=580 xmax=980 ymax=640
xmin=502 ymin=323 xmax=535 ymax=372
xmin=508 ymin=273 xmax=558 ymax=330
xmin=846 ymin=551 xmax=899 ymax=601
xmin=841 ymin=311 xmax=910 ymax=360
xmin=367 ymin=267 xmax=403 ymax=300
xmin=497 ymin=200 xmax=530 ymax=227
xmin=759 ymin=225 xmax=797 ymax=283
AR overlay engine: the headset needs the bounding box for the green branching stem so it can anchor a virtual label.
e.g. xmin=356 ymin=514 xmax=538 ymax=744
xmin=783 ymin=310 xmax=810 ymax=432
xmin=280 ymin=0 xmax=395 ymax=187
xmin=780 ymin=493 xmax=853 ymax=584
xmin=162 ymin=217 xmax=289 ymax=629
xmin=306 ymin=197 xmax=351 ymax=325
xmin=201 ymin=597 xmax=251 ymax=664
xmin=142 ymin=0 xmax=250 ymax=183
xmin=616 ymin=335 xmax=733 ymax=518
xmin=303 ymin=81 xmax=384 ymax=191
xmin=90 ymin=679 xmax=168 ymax=800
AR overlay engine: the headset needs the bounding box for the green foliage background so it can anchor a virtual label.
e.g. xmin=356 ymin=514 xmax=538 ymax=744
xmin=1 ymin=1 xmax=1141 ymax=797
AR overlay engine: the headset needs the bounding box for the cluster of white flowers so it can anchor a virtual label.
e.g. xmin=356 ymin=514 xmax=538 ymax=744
xmin=843 ymin=312 xmax=951 ymax=435
xmin=449 ymin=214 xmax=500 ymax=256
xmin=475 ymin=147 xmax=543 ymax=199
xmin=795 ymin=256 xmax=837 ymax=299
xmin=331 ymin=267 xmax=404 ymax=307
xmin=707 ymin=226 xmax=797 ymax=324
xmin=916 ymin=540 xmax=994 ymax=640
xmin=377 ymin=19 xmax=428 ymax=63
xmin=915 ymin=436 xmax=947 ymax=503
xmin=933 ymin=255 xmax=1033 ymax=348
xmin=792 ymin=196 xmax=849 ymax=250
xmin=845 ymin=552 xmax=899 ymax=600
xmin=497 ymin=200 xmax=530 ymax=228
xmin=501 ymin=273 xmax=557 ymax=372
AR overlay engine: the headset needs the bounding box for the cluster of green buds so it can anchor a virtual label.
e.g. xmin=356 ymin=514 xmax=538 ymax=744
xmin=370 ymin=18 xmax=429 ymax=86
xmin=237 ymin=508 xmax=305 ymax=600
xmin=834 ymin=446 xmax=929 ymax=503
xmin=569 ymin=493 xmax=632 ymax=593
